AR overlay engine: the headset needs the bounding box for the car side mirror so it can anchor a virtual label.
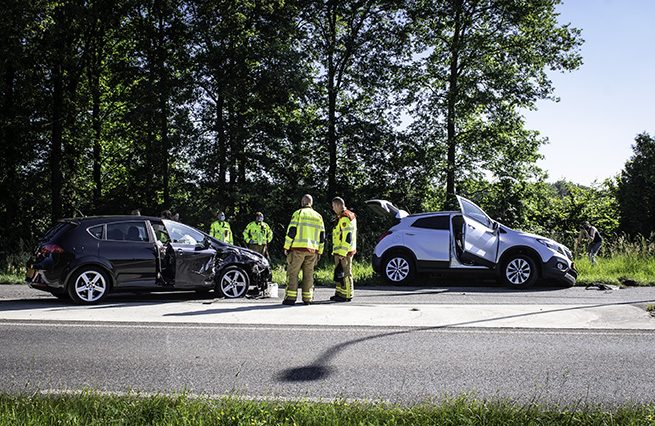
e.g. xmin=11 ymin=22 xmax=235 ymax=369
xmin=196 ymin=237 xmax=211 ymax=250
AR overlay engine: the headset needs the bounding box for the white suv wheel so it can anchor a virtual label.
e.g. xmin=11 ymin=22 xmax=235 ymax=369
xmin=383 ymin=254 xmax=414 ymax=285
xmin=503 ymin=254 xmax=537 ymax=288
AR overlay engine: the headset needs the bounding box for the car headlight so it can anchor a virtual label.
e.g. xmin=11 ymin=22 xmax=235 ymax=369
xmin=537 ymin=238 xmax=564 ymax=255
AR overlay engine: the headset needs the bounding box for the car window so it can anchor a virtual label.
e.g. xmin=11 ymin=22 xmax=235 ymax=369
xmin=151 ymin=222 xmax=170 ymax=243
xmin=106 ymin=221 xmax=148 ymax=242
xmin=459 ymin=198 xmax=494 ymax=228
xmin=87 ymin=225 xmax=103 ymax=239
xmin=41 ymin=222 xmax=74 ymax=241
xmin=411 ymin=215 xmax=450 ymax=230
xmin=163 ymin=220 xmax=204 ymax=246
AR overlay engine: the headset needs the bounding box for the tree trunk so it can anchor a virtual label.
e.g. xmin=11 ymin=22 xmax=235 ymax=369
xmin=1 ymin=64 xmax=18 ymax=233
xmin=91 ymin=65 xmax=102 ymax=208
xmin=446 ymin=0 xmax=463 ymax=198
xmin=216 ymin=94 xmax=226 ymax=189
xmin=326 ymin=2 xmax=338 ymax=198
xmin=51 ymin=65 xmax=64 ymax=222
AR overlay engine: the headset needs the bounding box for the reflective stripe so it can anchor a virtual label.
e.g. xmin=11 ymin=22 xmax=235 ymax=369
xmin=242 ymin=221 xmax=273 ymax=245
xmin=284 ymin=207 xmax=325 ymax=254
xmin=210 ymin=221 xmax=233 ymax=244
xmin=332 ymin=214 xmax=357 ymax=257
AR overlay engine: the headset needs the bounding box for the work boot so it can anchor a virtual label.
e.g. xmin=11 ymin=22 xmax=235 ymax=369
xmin=303 ymin=300 xmax=312 ymax=305
xmin=282 ymin=299 xmax=295 ymax=305
xmin=330 ymin=295 xmax=347 ymax=302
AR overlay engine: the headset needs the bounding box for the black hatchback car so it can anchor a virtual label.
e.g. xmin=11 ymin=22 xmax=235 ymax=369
xmin=26 ymin=216 xmax=272 ymax=304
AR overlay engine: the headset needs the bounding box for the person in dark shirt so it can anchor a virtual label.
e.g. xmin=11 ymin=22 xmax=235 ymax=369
xmin=576 ymin=221 xmax=603 ymax=264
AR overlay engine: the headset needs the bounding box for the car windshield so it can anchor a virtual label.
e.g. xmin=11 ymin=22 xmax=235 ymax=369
xmin=163 ymin=220 xmax=205 ymax=246
xmin=459 ymin=197 xmax=494 ymax=228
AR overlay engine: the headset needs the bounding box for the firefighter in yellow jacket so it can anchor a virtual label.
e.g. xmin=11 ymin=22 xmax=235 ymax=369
xmin=242 ymin=212 xmax=273 ymax=256
xmin=282 ymin=194 xmax=325 ymax=305
xmin=209 ymin=211 xmax=233 ymax=244
xmin=330 ymin=197 xmax=357 ymax=302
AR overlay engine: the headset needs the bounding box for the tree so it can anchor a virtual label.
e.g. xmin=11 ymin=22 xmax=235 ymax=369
xmin=0 ymin=0 xmax=45 ymax=240
xmin=301 ymin=0 xmax=410 ymax=199
xmin=617 ymin=132 xmax=655 ymax=237
xmin=188 ymin=0 xmax=312 ymax=229
xmin=405 ymin=0 xmax=583 ymax=200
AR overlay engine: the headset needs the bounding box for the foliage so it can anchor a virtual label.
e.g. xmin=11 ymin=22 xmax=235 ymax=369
xmin=617 ymin=132 xmax=655 ymax=238
xmin=1 ymin=391 xmax=654 ymax=425
xmin=403 ymin=0 xmax=583 ymax=196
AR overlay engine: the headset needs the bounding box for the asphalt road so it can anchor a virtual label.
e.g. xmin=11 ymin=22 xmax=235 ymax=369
xmin=1 ymin=283 xmax=655 ymax=407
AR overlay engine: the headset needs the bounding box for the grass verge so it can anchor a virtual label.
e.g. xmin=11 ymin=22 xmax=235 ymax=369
xmin=1 ymin=391 xmax=654 ymax=426
xmin=574 ymin=254 xmax=655 ymax=287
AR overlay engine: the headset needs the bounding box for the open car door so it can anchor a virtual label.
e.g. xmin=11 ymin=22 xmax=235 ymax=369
xmin=163 ymin=220 xmax=216 ymax=289
xmin=456 ymin=196 xmax=499 ymax=268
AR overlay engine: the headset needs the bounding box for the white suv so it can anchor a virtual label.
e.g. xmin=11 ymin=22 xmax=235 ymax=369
xmin=367 ymin=196 xmax=577 ymax=288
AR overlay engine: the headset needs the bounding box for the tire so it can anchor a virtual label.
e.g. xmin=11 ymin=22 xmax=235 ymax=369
xmin=67 ymin=267 xmax=110 ymax=304
xmin=382 ymin=253 xmax=415 ymax=285
xmin=501 ymin=254 xmax=538 ymax=289
xmin=216 ymin=266 xmax=250 ymax=298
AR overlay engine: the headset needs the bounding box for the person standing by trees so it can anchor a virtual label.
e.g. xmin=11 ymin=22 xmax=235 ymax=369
xmin=243 ymin=212 xmax=273 ymax=257
xmin=282 ymin=195 xmax=325 ymax=306
xmin=330 ymin=197 xmax=357 ymax=302
xmin=210 ymin=211 xmax=233 ymax=244
xmin=576 ymin=221 xmax=603 ymax=264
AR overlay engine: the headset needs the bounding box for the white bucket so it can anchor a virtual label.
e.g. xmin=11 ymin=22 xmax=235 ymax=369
xmin=266 ymin=282 xmax=279 ymax=298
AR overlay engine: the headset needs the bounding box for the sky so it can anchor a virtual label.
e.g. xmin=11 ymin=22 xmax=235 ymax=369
xmin=522 ymin=0 xmax=655 ymax=186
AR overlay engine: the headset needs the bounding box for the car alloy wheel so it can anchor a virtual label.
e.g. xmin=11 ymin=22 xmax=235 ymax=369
xmin=217 ymin=266 xmax=250 ymax=298
xmin=503 ymin=254 xmax=537 ymax=288
xmin=383 ymin=254 xmax=414 ymax=285
xmin=68 ymin=267 xmax=109 ymax=304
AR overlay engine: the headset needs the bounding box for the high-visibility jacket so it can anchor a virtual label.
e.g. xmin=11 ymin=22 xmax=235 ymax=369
xmin=332 ymin=209 xmax=357 ymax=257
xmin=243 ymin=221 xmax=273 ymax=245
xmin=284 ymin=207 xmax=325 ymax=254
xmin=210 ymin=220 xmax=233 ymax=244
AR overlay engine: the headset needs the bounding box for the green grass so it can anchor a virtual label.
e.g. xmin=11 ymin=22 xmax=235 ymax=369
xmin=574 ymin=255 xmax=655 ymax=287
xmin=1 ymin=391 xmax=654 ymax=425
xmin=272 ymin=259 xmax=384 ymax=288
xmin=572 ymin=234 xmax=655 ymax=287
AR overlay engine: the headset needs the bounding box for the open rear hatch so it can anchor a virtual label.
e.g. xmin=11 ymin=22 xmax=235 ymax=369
xmin=365 ymin=200 xmax=409 ymax=219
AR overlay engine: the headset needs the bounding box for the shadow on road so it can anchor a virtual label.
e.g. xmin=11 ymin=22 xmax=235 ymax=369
xmin=276 ymin=298 xmax=655 ymax=383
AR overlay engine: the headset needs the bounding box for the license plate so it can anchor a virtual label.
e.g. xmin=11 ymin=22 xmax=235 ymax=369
xmin=26 ymin=268 xmax=35 ymax=279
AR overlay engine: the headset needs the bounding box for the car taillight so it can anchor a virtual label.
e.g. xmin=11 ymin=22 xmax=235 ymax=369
xmin=40 ymin=244 xmax=64 ymax=255
xmin=378 ymin=231 xmax=392 ymax=243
